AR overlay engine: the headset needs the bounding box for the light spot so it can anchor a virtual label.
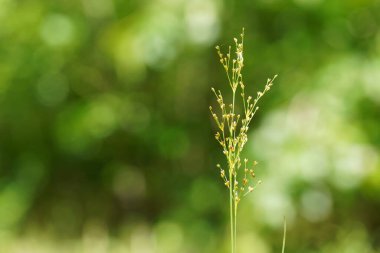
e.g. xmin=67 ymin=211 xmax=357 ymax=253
xmin=82 ymin=220 xmax=109 ymax=253
xmin=332 ymin=144 xmax=377 ymax=190
xmin=154 ymin=222 xmax=184 ymax=253
xmin=40 ymin=14 xmax=75 ymax=47
xmin=362 ymin=59 xmax=380 ymax=104
xmin=237 ymin=232 xmax=270 ymax=253
xmin=0 ymin=0 xmax=14 ymax=20
xmin=185 ymin=0 xmax=220 ymax=45
xmin=298 ymin=148 xmax=329 ymax=182
xmin=301 ymin=189 xmax=332 ymax=222
xmin=82 ymin=0 xmax=114 ymax=18
xmin=130 ymin=225 xmax=155 ymax=253
xmin=254 ymin=179 xmax=295 ymax=228
xmin=86 ymin=102 xmax=118 ymax=139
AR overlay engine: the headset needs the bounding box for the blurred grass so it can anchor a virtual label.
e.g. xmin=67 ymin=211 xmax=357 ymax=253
xmin=0 ymin=0 xmax=380 ymax=252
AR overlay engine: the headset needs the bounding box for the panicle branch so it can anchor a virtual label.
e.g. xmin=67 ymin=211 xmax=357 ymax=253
xmin=211 ymin=28 xmax=277 ymax=205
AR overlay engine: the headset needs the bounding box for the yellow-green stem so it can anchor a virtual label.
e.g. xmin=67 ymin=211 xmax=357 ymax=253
xmin=232 ymin=90 xmax=236 ymax=115
xmin=229 ymin=171 xmax=234 ymax=253
xmin=282 ymin=218 xmax=287 ymax=253
xmin=231 ymin=89 xmax=236 ymax=253
xmin=234 ymin=191 xmax=237 ymax=253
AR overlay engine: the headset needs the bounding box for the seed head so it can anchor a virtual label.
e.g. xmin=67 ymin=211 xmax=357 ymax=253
xmin=211 ymin=29 xmax=276 ymax=210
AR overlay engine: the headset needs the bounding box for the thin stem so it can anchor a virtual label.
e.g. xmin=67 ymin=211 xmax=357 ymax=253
xmin=231 ymin=90 xmax=236 ymax=138
xmin=229 ymin=170 xmax=234 ymax=253
xmin=234 ymin=196 xmax=237 ymax=253
xmin=282 ymin=217 xmax=287 ymax=253
xmin=232 ymin=89 xmax=236 ymax=114
xmin=232 ymin=88 xmax=236 ymax=253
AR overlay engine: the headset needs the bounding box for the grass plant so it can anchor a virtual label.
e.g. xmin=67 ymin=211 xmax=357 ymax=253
xmin=209 ymin=28 xmax=277 ymax=253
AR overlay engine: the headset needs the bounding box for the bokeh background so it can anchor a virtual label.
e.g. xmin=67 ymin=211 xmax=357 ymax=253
xmin=1 ymin=0 xmax=380 ymax=252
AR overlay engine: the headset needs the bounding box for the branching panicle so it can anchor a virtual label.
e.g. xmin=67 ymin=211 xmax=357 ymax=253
xmin=210 ymin=28 xmax=276 ymax=253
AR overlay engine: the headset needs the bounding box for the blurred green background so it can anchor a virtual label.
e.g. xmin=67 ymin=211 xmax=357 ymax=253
xmin=1 ymin=0 xmax=380 ymax=252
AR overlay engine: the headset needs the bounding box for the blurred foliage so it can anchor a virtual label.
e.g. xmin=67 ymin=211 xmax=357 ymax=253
xmin=0 ymin=0 xmax=380 ymax=252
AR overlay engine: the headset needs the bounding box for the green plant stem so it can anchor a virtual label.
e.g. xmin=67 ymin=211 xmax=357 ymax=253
xmin=232 ymin=90 xmax=236 ymax=113
xmin=229 ymin=170 xmax=234 ymax=253
xmin=234 ymin=200 xmax=237 ymax=252
xmin=282 ymin=217 xmax=287 ymax=253
xmin=231 ymin=88 xmax=236 ymax=253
